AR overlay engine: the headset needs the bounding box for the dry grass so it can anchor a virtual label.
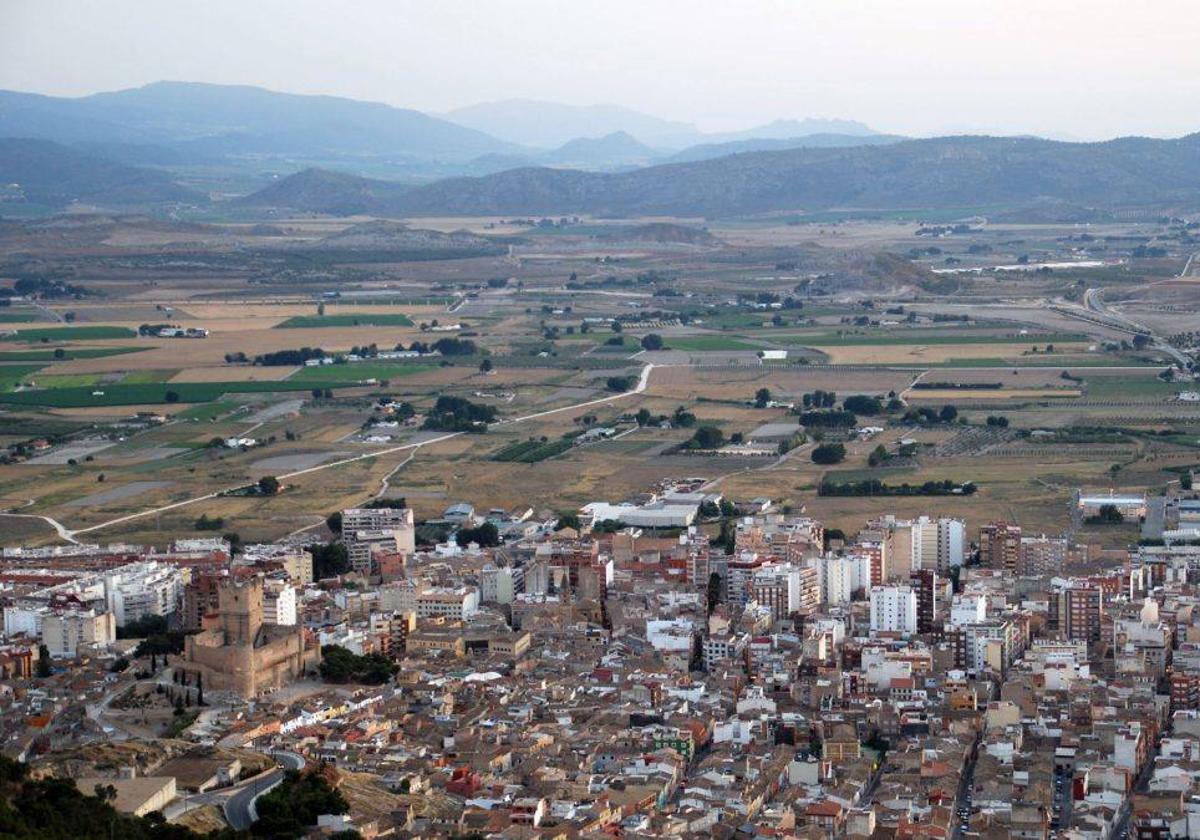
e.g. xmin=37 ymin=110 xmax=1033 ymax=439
xmin=174 ymin=805 xmax=228 ymax=833
xmin=819 ymin=342 xmax=1091 ymax=365
xmin=647 ymin=365 xmax=912 ymax=400
xmin=906 ymin=388 xmax=1082 ymax=400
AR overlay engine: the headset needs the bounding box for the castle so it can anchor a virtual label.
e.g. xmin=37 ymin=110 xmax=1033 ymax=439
xmin=181 ymin=577 xmax=319 ymax=697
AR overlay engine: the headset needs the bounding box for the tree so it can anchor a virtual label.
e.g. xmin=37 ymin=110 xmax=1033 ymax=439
xmin=456 ymin=522 xmax=500 ymax=547
xmin=35 ymin=645 xmax=52 ymax=678
xmin=1132 ymin=332 xmax=1152 ymax=350
xmin=641 ymin=333 xmax=664 ymax=351
xmin=672 ymin=406 xmax=697 ymax=428
xmin=258 ymin=475 xmax=280 ymax=496
xmin=867 ymin=444 xmax=889 ymax=467
xmin=1086 ymin=504 xmax=1125 ymax=525
xmin=308 ymin=542 xmax=351 ymax=579
xmin=319 ymin=645 xmax=399 ymax=685
xmin=253 ymin=767 xmax=350 ymax=838
xmin=164 ymin=390 xmax=180 ymax=403
xmin=689 ymin=426 xmax=725 ymax=449
xmin=939 ymin=404 xmax=959 ymax=423
xmin=635 ymin=407 xmax=653 ymax=426
xmin=754 ymin=387 xmax=771 ymax=408
xmin=479 ymin=358 xmax=494 ymax=374
xmin=844 ymin=395 xmax=883 ymax=415
xmin=325 ymin=511 xmax=343 ymax=534
xmin=811 ymin=443 xmax=846 ymax=464
xmin=706 ymin=572 xmax=723 ymax=615
xmin=555 ymin=513 xmax=581 ymax=531
xmin=1183 ymin=472 xmax=1194 ymax=491
xmin=606 ymin=375 xmax=637 ymax=393
xmin=611 ymin=321 xmax=623 ymax=333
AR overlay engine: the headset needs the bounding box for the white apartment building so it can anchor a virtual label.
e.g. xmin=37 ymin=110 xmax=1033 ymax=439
xmin=262 ymin=580 xmax=298 ymax=626
xmin=341 ymin=507 xmax=416 ymax=553
xmin=3 ymin=603 xmax=46 ymax=638
xmin=912 ymin=516 xmax=965 ymax=573
xmin=480 ymin=565 xmax=524 ymax=605
xmin=101 ymin=562 xmax=182 ymax=626
xmin=950 ymin=593 xmax=989 ymax=627
xmin=870 ymin=585 xmax=918 ymax=635
xmin=809 ymin=554 xmax=872 ymax=606
xmin=415 ymin=586 xmax=480 ymax=621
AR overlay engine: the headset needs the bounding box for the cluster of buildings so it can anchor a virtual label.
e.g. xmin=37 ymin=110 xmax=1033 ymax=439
xmin=5 ymin=478 xmax=1200 ymax=839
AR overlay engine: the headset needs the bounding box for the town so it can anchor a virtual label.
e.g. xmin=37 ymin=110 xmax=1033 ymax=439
xmin=2 ymin=472 xmax=1199 ymax=838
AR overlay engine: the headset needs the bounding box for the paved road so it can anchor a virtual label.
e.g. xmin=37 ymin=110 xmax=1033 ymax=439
xmin=223 ymin=751 xmax=305 ymax=831
xmin=951 ymin=731 xmax=981 ymax=839
xmin=1083 ymin=287 xmax=1191 ymax=368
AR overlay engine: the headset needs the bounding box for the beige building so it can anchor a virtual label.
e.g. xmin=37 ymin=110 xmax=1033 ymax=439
xmin=42 ymin=609 xmax=116 ymax=657
xmin=77 ymin=776 xmax=176 ymax=817
xmin=182 ymin=577 xmax=318 ymax=697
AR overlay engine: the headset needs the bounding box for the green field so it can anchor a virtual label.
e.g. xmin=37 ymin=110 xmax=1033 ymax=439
xmin=277 ymin=313 xmax=413 ymax=329
xmin=0 ymin=363 xmax=45 ymax=391
xmin=32 ymin=373 xmax=109 ymax=388
xmin=0 ymin=347 xmax=145 ymax=362
xmin=0 ymin=326 xmax=138 ymax=343
xmin=492 ymin=437 xmax=576 ymax=463
xmin=0 ymin=312 xmax=39 ymax=323
xmin=289 ymin=361 xmax=435 ymax=382
xmin=120 ymin=369 xmax=180 ymax=384
xmin=1084 ymin=374 xmax=1192 ymax=399
xmin=0 ymin=378 xmax=372 ymax=408
xmin=664 ymin=335 xmax=762 ymax=352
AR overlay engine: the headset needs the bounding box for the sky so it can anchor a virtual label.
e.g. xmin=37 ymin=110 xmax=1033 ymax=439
xmin=2 ymin=0 xmax=1199 ymax=140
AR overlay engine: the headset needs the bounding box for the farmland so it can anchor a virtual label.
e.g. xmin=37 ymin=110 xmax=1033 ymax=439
xmin=277 ymin=313 xmax=414 ymax=329
xmin=0 ymin=212 xmax=1194 ymax=548
xmin=0 ymin=326 xmax=137 ymax=342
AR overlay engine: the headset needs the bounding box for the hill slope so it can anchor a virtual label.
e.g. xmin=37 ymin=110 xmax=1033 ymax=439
xmin=0 ymin=82 xmax=517 ymax=162
xmin=234 ymin=167 xmax=412 ymax=215
xmin=0 ymin=137 xmax=201 ymax=207
xmin=377 ymin=133 xmax=1200 ymax=217
xmin=666 ymin=132 xmax=905 ymax=164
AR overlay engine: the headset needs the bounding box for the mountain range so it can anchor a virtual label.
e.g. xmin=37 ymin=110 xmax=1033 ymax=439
xmin=0 ymin=82 xmax=890 ymax=181
xmin=2 ymin=82 xmax=1199 ymax=219
xmin=442 ymin=99 xmax=878 ymax=149
xmin=236 ymin=133 xmax=1200 ymax=218
xmin=0 ymin=81 xmax=516 ymax=163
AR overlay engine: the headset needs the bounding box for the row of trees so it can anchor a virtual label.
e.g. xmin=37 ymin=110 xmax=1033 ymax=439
xmin=818 ymin=478 xmax=977 ymax=497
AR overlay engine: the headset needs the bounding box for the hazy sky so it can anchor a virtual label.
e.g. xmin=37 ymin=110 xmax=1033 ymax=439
xmin=3 ymin=0 xmax=1199 ymax=140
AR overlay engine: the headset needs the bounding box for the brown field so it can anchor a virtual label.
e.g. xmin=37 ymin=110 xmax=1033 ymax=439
xmin=647 ymin=365 xmax=913 ymax=400
xmin=819 ymin=342 xmax=1092 ymax=365
xmin=906 ymin=388 xmax=1082 ymax=400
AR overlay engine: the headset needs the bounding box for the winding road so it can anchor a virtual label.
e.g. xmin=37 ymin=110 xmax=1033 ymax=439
xmin=223 ymin=750 xmax=306 ymax=830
